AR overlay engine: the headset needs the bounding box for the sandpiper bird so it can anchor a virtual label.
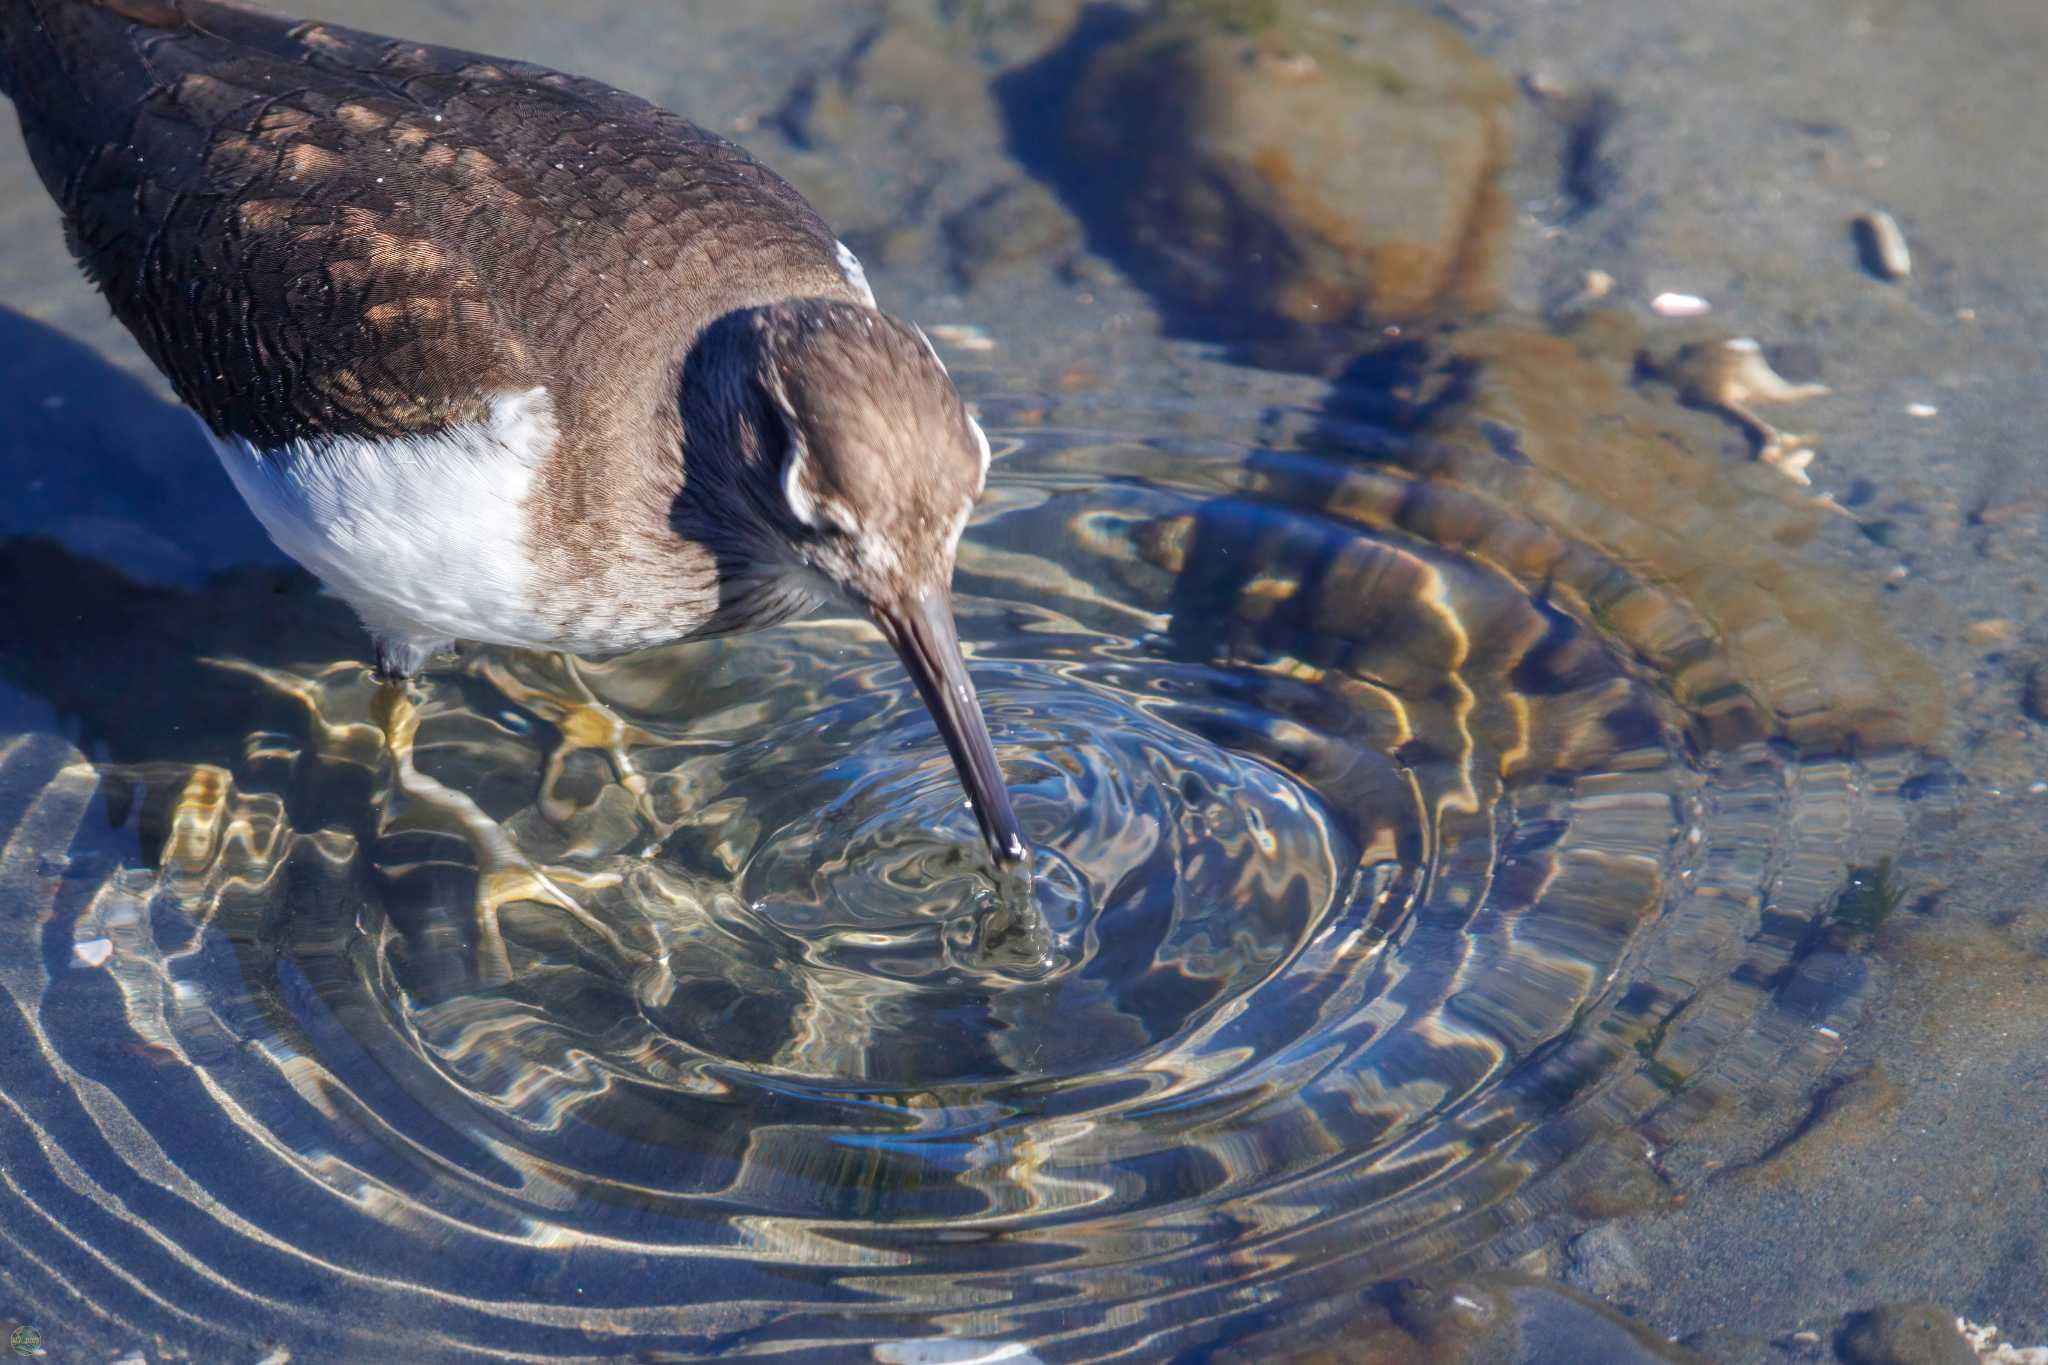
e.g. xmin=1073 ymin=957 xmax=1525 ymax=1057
xmin=1 ymin=0 xmax=1030 ymax=866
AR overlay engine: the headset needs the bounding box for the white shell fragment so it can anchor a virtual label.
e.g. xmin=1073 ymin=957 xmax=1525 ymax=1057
xmin=1905 ymin=402 xmax=1939 ymax=418
xmin=1550 ymin=269 xmax=1617 ymax=319
xmin=1854 ymin=210 xmax=1911 ymax=281
xmin=1650 ymin=291 xmax=1712 ymax=318
xmin=1664 ymin=337 xmax=1830 ymax=485
xmin=1958 ymin=1317 xmax=2048 ymax=1364
xmin=1719 ymin=338 xmax=1828 ymax=402
xmin=73 ymin=937 xmax=114 ymax=968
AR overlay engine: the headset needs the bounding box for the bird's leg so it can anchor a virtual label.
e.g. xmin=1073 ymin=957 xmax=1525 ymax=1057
xmin=368 ymin=672 xmax=628 ymax=984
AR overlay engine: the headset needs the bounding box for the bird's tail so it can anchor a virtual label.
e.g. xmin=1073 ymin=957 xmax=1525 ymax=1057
xmin=0 ymin=1 xmax=283 ymax=102
xmin=1 ymin=1 xmax=153 ymax=178
xmin=0 ymin=0 xmax=299 ymax=194
xmin=0 ymin=1 xmax=50 ymax=103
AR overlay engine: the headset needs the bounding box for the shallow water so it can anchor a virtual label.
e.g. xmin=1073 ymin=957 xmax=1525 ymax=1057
xmin=7 ymin=0 xmax=2047 ymax=1358
xmin=0 ymin=358 xmax=1924 ymax=1358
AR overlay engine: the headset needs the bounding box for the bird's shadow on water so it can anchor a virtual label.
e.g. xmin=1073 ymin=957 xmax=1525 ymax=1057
xmin=0 ymin=306 xmax=282 ymax=581
xmin=0 ymin=305 xmax=361 ymax=766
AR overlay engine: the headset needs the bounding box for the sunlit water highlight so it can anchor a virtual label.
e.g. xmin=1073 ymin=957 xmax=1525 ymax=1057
xmin=0 ymin=358 xmax=1925 ymax=1360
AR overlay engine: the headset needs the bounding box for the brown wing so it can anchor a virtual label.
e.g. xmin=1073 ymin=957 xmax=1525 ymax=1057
xmin=0 ymin=0 xmax=854 ymax=446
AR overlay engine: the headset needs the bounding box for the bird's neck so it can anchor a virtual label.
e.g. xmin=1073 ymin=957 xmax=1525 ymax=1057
xmin=674 ymin=311 xmax=787 ymax=547
xmin=655 ymin=312 xmax=821 ymax=638
xmin=509 ymin=317 xmax=798 ymax=655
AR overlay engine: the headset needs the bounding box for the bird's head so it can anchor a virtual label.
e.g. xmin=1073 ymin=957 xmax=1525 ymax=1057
xmin=734 ymin=298 xmax=1025 ymax=867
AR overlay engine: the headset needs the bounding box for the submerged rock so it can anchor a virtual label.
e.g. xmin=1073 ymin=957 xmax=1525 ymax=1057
xmin=768 ymin=0 xmax=1087 ymax=268
xmin=943 ymin=178 xmax=1083 ymax=284
xmin=1336 ymin=312 xmax=1947 ymax=752
xmin=1011 ymin=7 xmax=1942 ymax=759
xmin=1561 ymin=1225 xmax=1648 ymax=1300
xmin=1838 ymin=1302 xmax=1977 ymax=1365
xmin=1036 ymin=0 xmax=1515 ymax=338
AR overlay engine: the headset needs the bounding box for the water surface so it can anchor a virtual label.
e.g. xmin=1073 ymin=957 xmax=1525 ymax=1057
xmin=0 ymin=354 xmax=1921 ymax=1358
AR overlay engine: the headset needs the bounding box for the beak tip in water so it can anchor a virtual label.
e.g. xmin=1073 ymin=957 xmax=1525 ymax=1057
xmin=875 ymin=588 xmax=1032 ymax=870
xmin=993 ymin=829 xmax=1031 ymax=869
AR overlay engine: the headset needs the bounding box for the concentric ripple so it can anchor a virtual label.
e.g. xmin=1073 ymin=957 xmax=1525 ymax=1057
xmin=0 ymin=355 xmax=1932 ymax=1361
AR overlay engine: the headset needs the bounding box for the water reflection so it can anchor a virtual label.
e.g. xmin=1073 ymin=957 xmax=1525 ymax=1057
xmin=0 ymin=352 xmax=1928 ymax=1357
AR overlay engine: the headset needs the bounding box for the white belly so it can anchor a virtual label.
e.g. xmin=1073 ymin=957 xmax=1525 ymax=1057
xmin=205 ymin=387 xmax=561 ymax=652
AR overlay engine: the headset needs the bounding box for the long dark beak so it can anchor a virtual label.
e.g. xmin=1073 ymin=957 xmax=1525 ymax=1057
xmin=872 ymin=588 xmax=1029 ymax=868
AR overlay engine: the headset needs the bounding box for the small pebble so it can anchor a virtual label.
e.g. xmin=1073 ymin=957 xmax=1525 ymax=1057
xmin=1651 ymin=291 xmax=1712 ymax=318
xmin=1965 ymin=618 xmax=2015 ymax=646
xmin=73 ymin=938 xmax=114 ymax=968
xmin=1561 ymin=1225 xmax=1648 ymax=1298
xmin=925 ymin=323 xmax=996 ymax=353
xmin=1854 ymin=209 xmax=1912 ymax=281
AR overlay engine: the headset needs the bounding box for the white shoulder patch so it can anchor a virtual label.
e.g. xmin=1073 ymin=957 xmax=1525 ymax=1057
xmin=204 ymin=388 xmax=559 ymax=651
xmin=835 ymin=239 xmax=877 ymax=307
xmin=968 ymin=414 xmax=992 ymax=483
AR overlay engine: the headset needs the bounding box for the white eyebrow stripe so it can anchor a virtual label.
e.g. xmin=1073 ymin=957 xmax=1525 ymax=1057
xmin=783 ymin=447 xmax=821 ymax=529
